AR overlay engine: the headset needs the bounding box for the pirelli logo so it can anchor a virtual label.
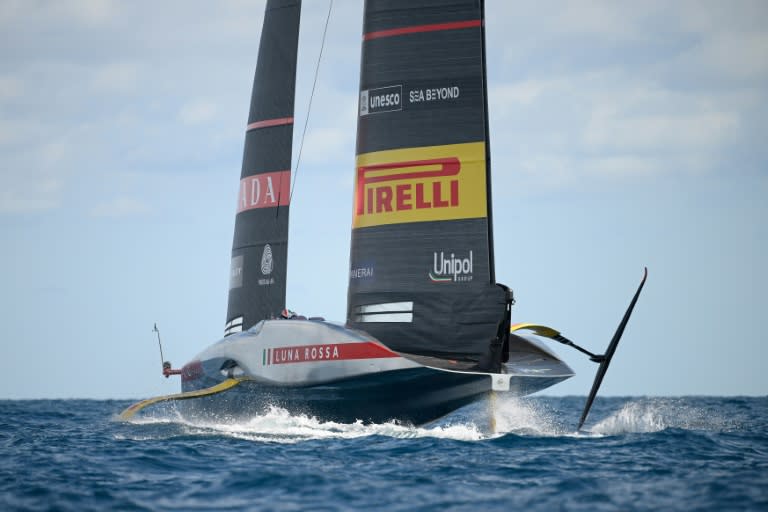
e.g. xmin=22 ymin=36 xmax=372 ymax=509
xmin=353 ymin=142 xmax=487 ymax=228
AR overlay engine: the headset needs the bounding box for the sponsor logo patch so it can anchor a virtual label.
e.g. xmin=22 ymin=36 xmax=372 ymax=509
xmin=429 ymin=250 xmax=474 ymax=283
xmin=408 ymin=86 xmax=461 ymax=104
xmin=229 ymin=255 xmax=243 ymax=289
xmin=360 ymin=85 xmax=402 ymax=116
xmin=262 ymin=342 xmax=398 ymax=365
xmin=350 ymin=262 xmax=375 ymax=280
xmin=353 ymin=142 xmax=487 ymax=228
xmin=237 ymin=170 xmax=291 ymax=213
xmin=258 ymin=244 xmax=275 ymax=286
xmin=260 ymin=244 xmax=273 ymax=275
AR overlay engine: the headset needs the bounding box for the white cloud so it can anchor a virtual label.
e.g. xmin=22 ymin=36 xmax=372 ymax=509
xmin=0 ymin=130 xmax=75 ymax=213
xmin=0 ymin=118 xmax=34 ymax=146
xmin=585 ymin=156 xmax=668 ymax=179
xmin=485 ymin=0 xmax=764 ymax=190
xmin=89 ymin=196 xmax=152 ymax=218
xmin=0 ymin=183 xmax=61 ymax=214
xmin=490 ymin=80 xmax=550 ymax=109
xmin=583 ymin=89 xmax=740 ymax=153
xmin=178 ymin=100 xmax=218 ymax=125
xmin=0 ymin=0 xmax=29 ymax=26
xmin=91 ymin=62 xmax=140 ymax=94
xmin=489 ymin=74 xmax=743 ymax=187
xmin=0 ymin=0 xmax=119 ymax=32
xmin=0 ymin=0 xmax=765 ymax=213
xmin=291 ymin=82 xmax=357 ymax=167
xmin=0 ymin=76 xmax=22 ymax=101
xmin=549 ymin=1 xmax=649 ymax=40
xmin=0 ymin=163 xmax=63 ymax=214
xmin=681 ymin=32 xmax=768 ymax=83
xmin=55 ymin=0 xmax=119 ymax=26
xmin=298 ymin=127 xmax=351 ymax=166
xmin=511 ymin=155 xmax=580 ymax=189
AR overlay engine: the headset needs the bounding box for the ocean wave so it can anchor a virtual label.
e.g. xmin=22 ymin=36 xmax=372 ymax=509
xmin=590 ymin=397 xmax=741 ymax=435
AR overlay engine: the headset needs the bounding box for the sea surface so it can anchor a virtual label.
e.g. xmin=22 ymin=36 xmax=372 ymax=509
xmin=1 ymin=396 xmax=766 ymax=511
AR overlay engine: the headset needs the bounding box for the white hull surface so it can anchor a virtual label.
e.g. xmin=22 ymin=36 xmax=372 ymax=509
xmin=146 ymin=319 xmax=574 ymax=425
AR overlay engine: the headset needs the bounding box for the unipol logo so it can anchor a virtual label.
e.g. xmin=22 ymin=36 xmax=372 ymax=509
xmin=261 ymin=244 xmax=273 ymax=275
xmin=237 ymin=170 xmax=291 ymax=213
xmin=429 ymin=250 xmax=473 ymax=283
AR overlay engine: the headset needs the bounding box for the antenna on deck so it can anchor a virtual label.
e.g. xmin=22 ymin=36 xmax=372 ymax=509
xmin=153 ymin=323 xmax=164 ymax=369
xmin=154 ymin=323 xmax=181 ymax=378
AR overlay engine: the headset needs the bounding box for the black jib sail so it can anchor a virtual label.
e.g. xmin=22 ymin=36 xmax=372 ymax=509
xmin=225 ymin=0 xmax=301 ymax=336
xmin=347 ymin=0 xmax=512 ymax=372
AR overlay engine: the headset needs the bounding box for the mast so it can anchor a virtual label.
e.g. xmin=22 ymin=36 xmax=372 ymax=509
xmin=225 ymin=0 xmax=302 ymax=336
xmin=479 ymin=0 xmax=495 ymax=283
xmin=347 ymin=0 xmax=509 ymax=371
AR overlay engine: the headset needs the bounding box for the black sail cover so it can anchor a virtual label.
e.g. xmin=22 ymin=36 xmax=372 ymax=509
xmin=225 ymin=0 xmax=301 ymax=336
xmin=347 ymin=0 xmax=512 ymax=371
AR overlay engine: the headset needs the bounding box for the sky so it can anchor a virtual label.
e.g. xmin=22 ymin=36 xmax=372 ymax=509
xmin=1 ymin=0 xmax=766 ymax=400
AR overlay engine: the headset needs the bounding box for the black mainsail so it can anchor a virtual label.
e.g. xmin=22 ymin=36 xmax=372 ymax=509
xmin=225 ymin=0 xmax=301 ymax=336
xmin=347 ymin=0 xmax=512 ymax=372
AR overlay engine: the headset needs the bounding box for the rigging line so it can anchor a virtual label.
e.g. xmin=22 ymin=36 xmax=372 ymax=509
xmin=289 ymin=0 xmax=333 ymax=206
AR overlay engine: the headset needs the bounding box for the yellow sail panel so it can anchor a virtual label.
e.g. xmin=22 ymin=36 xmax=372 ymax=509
xmin=353 ymin=141 xmax=487 ymax=228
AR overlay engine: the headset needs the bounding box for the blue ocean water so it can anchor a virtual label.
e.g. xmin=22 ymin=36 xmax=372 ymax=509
xmin=1 ymin=396 xmax=766 ymax=511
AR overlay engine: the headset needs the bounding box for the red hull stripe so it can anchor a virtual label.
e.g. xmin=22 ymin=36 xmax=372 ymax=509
xmin=181 ymin=361 xmax=204 ymax=382
xmin=246 ymin=117 xmax=294 ymax=131
xmin=363 ymin=19 xmax=481 ymax=41
xmin=267 ymin=341 xmax=399 ymax=365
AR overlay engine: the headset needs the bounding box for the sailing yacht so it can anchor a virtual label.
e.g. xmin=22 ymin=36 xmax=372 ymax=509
xmin=121 ymin=0 xmax=645 ymax=428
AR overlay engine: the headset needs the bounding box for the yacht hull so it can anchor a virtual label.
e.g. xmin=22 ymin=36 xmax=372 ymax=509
xmin=122 ymin=320 xmax=573 ymax=424
xmin=175 ymin=366 xmax=569 ymax=425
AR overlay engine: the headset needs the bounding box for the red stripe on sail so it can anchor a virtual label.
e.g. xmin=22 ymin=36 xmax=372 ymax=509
xmin=268 ymin=341 xmax=399 ymax=365
xmin=246 ymin=117 xmax=294 ymax=131
xmin=237 ymin=170 xmax=291 ymax=212
xmin=363 ymin=19 xmax=481 ymax=41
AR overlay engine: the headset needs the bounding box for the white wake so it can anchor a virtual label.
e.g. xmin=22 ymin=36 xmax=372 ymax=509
xmin=117 ymin=395 xmax=574 ymax=442
xmin=118 ymin=397 xmax=730 ymax=442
